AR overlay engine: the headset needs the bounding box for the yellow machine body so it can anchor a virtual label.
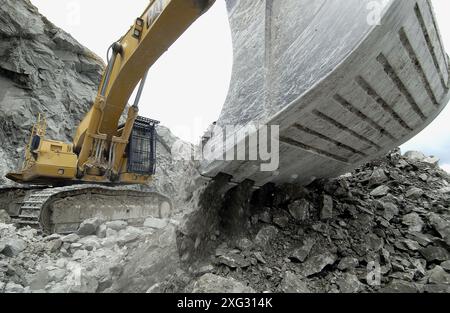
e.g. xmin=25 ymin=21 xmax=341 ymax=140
xmin=7 ymin=0 xmax=215 ymax=186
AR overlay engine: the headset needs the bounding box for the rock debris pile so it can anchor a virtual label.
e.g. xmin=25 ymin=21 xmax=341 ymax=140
xmin=1 ymin=149 xmax=450 ymax=293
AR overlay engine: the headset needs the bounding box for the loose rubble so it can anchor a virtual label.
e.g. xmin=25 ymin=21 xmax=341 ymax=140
xmin=1 ymin=149 xmax=450 ymax=293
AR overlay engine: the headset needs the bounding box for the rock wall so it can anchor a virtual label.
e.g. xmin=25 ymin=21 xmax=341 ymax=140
xmin=0 ymin=0 xmax=104 ymax=183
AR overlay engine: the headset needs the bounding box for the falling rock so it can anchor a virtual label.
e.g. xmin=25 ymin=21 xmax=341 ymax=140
xmin=192 ymin=274 xmax=255 ymax=293
xmin=337 ymin=273 xmax=362 ymax=293
xmin=428 ymin=266 xmax=450 ymax=285
xmin=280 ymin=271 xmax=311 ymax=293
xmin=254 ymin=226 xmax=279 ymax=248
xmin=143 ymin=217 xmax=168 ymax=230
xmin=404 ymin=151 xmax=426 ymax=162
xmin=288 ymin=199 xmax=311 ymax=221
xmin=105 ymin=220 xmax=128 ymax=231
xmin=321 ymin=194 xmax=333 ymax=220
xmin=300 ymin=252 xmax=337 ymax=277
xmin=402 ymin=213 xmax=424 ymax=232
xmin=419 ymin=246 xmax=450 ymax=263
xmin=0 ymin=238 xmax=27 ymax=257
xmin=46 ymin=238 xmax=63 ymax=252
xmin=405 ymin=187 xmax=424 ymax=199
xmin=370 ymin=185 xmax=390 ymax=197
xmin=337 ymin=257 xmax=359 ymax=271
xmin=289 ymin=238 xmax=316 ymax=263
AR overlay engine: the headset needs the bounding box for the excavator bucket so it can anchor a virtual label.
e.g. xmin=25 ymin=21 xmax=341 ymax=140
xmin=200 ymin=0 xmax=450 ymax=187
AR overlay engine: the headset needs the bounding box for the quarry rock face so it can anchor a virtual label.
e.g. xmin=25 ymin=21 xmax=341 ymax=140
xmin=201 ymin=0 xmax=450 ymax=187
xmin=0 ymin=0 xmax=104 ymax=183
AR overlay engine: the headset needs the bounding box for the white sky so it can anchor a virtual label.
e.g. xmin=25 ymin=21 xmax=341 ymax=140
xmin=30 ymin=0 xmax=450 ymax=169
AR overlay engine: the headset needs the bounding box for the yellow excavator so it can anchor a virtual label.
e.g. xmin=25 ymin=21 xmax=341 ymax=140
xmin=5 ymin=0 xmax=215 ymax=233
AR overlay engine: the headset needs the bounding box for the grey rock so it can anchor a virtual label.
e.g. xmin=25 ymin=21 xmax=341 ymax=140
xmin=72 ymin=249 xmax=88 ymax=261
xmin=4 ymin=282 xmax=24 ymax=293
xmin=380 ymin=280 xmax=419 ymax=293
xmin=405 ymin=187 xmax=424 ymax=199
xmin=320 ymin=194 xmax=333 ymax=220
xmin=428 ymin=266 xmax=450 ymax=285
xmin=337 ymin=273 xmax=362 ymax=293
xmin=62 ymin=233 xmax=80 ymax=243
xmin=253 ymin=252 xmax=266 ymax=264
xmin=273 ymin=216 xmax=289 ymax=229
xmin=46 ymin=238 xmax=62 ymax=252
xmin=29 ymin=270 xmax=50 ymax=291
xmin=143 ymin=218 xmax=168 ymax=229
xmin=0 ymin=238 xmax=26 ymax=257
xmin=370 ymin=185 xmax=390 ymax=197
xmin=404 ymin=151 xmax=426 ymax=161
xmin=236 ymin=238 xmax=253 ymax=251
xmin=428 ymin=213 xmax=450 ymax=243
xmin=439 ymin=187 xmax=450 ymax=194
xmin=217 ymin=253 xmax=251 ymax=268
xmin=280 ymin=271 xmax=310 ymax=293
xmin=440 ymin=260 xmax=450 ymax=272
xmin=423 ymin=284 xmax=450 ymax=293
xmin=289 ymin=238 xmax=316 ymax=263
xmin=402 ymin=213 xmax=424 ymax=232
xmin=78 ymin=217 xmax=103 ymax=236
xmin=96 ymin=224 xmax=107 ymax=238
xmin=369 ymin=169 xmax=388 ymax=187
xmin=420 ymin=246 xmax=450 ymax=263
xmin=337 ymin=257 xmax=359 ymax=271
xmin=192 ymin=274 xmax=255 ymax=293
xmin=105 ymin=220 xmax=128 ymax=231
xmin=0 ymin=209 xmax=11 ymax=223
xmin=288 ymin=199 xmax=311 ymax=221
xmin=254 ymin=226 xmax=278 ymax=248
xmin=423 ymin=156 xmax=440 ymax=167
xmin=258 ymin=210 xmax=272 ymax=224
xmin=380 ymin=202 xmax=399 ymax=221
xmin=300 ymin=252 xmax=337 ymax=277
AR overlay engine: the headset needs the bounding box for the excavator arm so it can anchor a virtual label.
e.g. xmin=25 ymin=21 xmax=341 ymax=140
xmin=7 ymin=0 xmax=215 ymax=185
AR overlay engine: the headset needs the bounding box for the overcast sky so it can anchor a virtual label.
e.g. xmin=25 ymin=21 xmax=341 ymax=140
xmin=30 ymin=0 xmax=450 ymax=170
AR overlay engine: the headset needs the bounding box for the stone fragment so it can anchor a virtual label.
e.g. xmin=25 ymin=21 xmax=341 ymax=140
xmin=380 ymin=202 xmax=399 ymax=221
xmin=402 ymin=213 xmax=424 ymax=232
xmin=0 ymin=209 xmax=11 ymax=224
xmin=380 ymin=280 xmax=419 ymax=293
xmin=405 ymin=187 xmax=424 ymax=199
xmin=192 ymin=274 xmax=255 ymax=293
xmin=321 ymin=194 xmax=333 ymax=220
xmin=370 ymin=185 xmax=390 ymax=197
xmin=62 ymin=233 xmax=80 ymax=243
xmin=440 ymin=260 xmax=450 ymax=272
xmin=280 ymin=271 xmax=310 ymax=293
xmin=236 ymin=238 xmax=253 ymax=251
xmin=0 ymin=238 xmax=27 ymax=257
xmin=78 ymin=217 xmax=103 ymax=236
xmin=29 ymin=270 xmax=50 ymax=291
xmin=419 ymin=246 xmax=450 ymax=263
xmin=4 ymin=282 xmax=25 ymax=293
xmin=254 ymin=226 xmax=278 ymax=248
xmin=105 ymin=220 xmax=128 ymax=231
xmin=404 ymin=151 xmax=426 ymax=161
xmin=289 ymin=238 xmax=315 ymax=263
xmin=288 ymin=199 xmax=311 ymax=221
xmin=337 ymin=273 xmax=362 ymax=293
xmin=368 ymin=169 xmax=388 ymax=187
xmin=300 ymin=252 xmax=336 ymax=277
xmin=143 ymin=218 xmax=168 ymax=229
xmin=428 ymin=266 xmax=450 ymax=285
xmin=273 ymin=216 xmax=289 ymax=229
xmin=46 ymin=238 xmax=62 ymax=252
xmin=217 ymin=253 xmax=251 ymax=268
xmin=337 ymin=257 xmax=359 ymax=271
xmin=423 ymin=156 xmax=439 ymax=167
